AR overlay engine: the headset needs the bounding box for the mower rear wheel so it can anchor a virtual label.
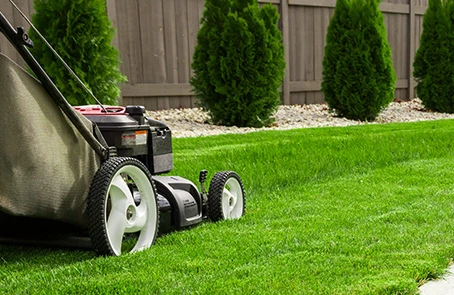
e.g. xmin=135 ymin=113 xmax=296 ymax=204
xmin=87 ymin=157 xmax=159 ymax=256
xmin=208 ymin=171 xmax=245 ymax=222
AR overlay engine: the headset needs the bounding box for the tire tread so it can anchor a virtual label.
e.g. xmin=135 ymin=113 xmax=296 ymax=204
xmin=87 ymin=157 xmax=159 ymax=256
xmin=207 ymin=171 xmax=245 ymax=222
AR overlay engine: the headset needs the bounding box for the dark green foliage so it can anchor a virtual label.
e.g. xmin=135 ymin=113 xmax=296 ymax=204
xmin=191 ymin=0 xmax=286 ymax=127
xmin=322 ymin=0 xmax=396 ymax=121
xmin=29 ymin=0 xmax=126 ymax=106
xmin=413 ymin=0 xmax=454 ymax=113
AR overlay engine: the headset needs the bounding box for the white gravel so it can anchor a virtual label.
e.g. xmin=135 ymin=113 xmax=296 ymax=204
xmin=147 ymin=99 xmax=454 ymax=138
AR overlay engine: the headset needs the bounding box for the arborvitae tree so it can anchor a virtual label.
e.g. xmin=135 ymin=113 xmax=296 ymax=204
xmin=414 ymin=0 xmax=443 ymax=85
xmin=321 ymin=0 xmax=351 ymax=116
xmin=414 ymin=0 xmax=454 ymax=112
xmin=191 ymin=0 xmax=285 ymax=127
xmin=322 ymin=0 xmax=396 ymax=121
xmin=29 ymin=0 xmax=126 ymax=106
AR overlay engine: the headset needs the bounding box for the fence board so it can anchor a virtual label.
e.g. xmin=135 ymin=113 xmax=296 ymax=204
xmin=126 ymin=1 xmax=143 ymax=85
xmin=291 ymin=5 xmax=306 ymax=104
xmin=313 ymin=8 xmax=324 ymax=104
xmin=0 ymin=0 xmax=429 ymax=109
xmin=174 ymin=1 xmax=191 ymax=108
xmin=304 ymin=7 xmax=315 ymax=104
xmin=280 ymin=0 xmax=291 ymax=104
xmin=114 ymin=0 xmax=131 ymax=83
xmin=162 ymin=0 xmax=177 ymax=82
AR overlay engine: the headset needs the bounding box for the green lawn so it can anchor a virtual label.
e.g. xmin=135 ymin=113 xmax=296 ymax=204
xmin=1 ymin=120 xmax=454 ymax=294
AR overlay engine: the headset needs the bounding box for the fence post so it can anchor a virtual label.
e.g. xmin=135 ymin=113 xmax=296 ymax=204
xmin=281 ymin=0 xmax=291 ymax=105
xmin=408 ymin=0 xmax=416 ymax=100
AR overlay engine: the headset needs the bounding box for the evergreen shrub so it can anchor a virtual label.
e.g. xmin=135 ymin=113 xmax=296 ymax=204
xmin=322 ymin=0 xmax=396 ymax=121
xmin=191 ymin=0 xmax=286 ymax=127
xmin=29 ymin=0 xmax=126 ymax=106
xmin=413 ymin=0 xmax=454 ymax=113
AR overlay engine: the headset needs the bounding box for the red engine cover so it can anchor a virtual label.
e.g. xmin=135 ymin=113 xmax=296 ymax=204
xmin=74 ymin=105 xmax=126 ymax=115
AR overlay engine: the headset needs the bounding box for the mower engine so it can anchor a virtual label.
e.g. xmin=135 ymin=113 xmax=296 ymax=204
xmin=74 ymin=105 xmax=173 ymax=174
xmin=75 ymin=105 xmax=204 ymax=234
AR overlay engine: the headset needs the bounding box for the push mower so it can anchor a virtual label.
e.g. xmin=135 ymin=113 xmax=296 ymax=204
xmin=0 ymin=1 xmax=245 ymax=256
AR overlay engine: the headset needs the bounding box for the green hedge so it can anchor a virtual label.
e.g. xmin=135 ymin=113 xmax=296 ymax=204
xmin=29 ymin=0 xmax=126 ymax=106
xmin=322 ymin=0 xmax=396 ymax=121
xmin=413 ymin=0 xmax=454 ymax=113
xmin=191 ymin=0 xmax=285 ymax=128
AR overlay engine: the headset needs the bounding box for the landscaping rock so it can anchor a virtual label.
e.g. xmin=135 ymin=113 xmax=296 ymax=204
xmin=147 ymin=99 xmax=454 ymax=138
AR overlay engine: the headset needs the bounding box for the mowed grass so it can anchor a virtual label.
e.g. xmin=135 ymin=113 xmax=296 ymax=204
xmin=2 ymin=120 xmax=454 ymax=294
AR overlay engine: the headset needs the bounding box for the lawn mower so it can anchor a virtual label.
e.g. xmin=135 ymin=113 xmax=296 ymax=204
xmin=0 ymin=1 xmax=245 ymax=256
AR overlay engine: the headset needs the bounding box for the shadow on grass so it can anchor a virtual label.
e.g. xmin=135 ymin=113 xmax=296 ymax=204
xmin=0 ymin=241 xmax=96 ymax=267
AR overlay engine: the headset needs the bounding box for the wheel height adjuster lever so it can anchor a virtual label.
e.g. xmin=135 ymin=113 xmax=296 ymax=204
xmin=199 ymin=170 xmax=208 ymax=217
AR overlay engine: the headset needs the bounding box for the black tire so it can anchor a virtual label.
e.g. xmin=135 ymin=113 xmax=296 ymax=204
xmin=208 ymin=171 xmax=245 ymax=222
xmin=87 ymin=157 xmax=159 ymax=256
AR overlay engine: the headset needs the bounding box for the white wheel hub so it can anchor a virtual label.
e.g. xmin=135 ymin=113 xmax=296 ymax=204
xmin=222 ymin=177 xmax=244 ymax=219
xmin=105 ymin=165 xmax=157 ymax=255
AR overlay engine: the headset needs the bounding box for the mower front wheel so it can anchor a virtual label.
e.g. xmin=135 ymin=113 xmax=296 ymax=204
xmin=208 ymin=171 xmax=245 ymax=222
xmin=87 ymin=157 xmax=159 ymax=256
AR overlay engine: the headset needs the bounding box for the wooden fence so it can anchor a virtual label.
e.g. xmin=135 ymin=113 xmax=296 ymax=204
xmin=0 ymin=0 xmax=428 ymax=110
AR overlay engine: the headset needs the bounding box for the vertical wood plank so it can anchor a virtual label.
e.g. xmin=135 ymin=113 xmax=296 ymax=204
xmin=320 ymin=7 xmax=332 ymax=103
xmin=106 ymin=0 xmax=120 ymax=50
xmin=313 ymin=7 xmax=323 ymax=103
xmin=125 ymin=0 xmax=143 ymax=85
xmin=154 ymin=0 xmax=170 ymax=109
xmin=289 ymin=4 xmax=299 ymax=104
xmin=115 ymin=0 xmax=132 ymax=83
xmin=187 ymin=0 xmax=199 ymax=69
xmin=281 ymin=0 xmax=291 ymax=105
xmin=175 ymin=1 xmax=190 ymax=107
xmin=288 ymin=5 xmax=297 ymax=84
xmin=408 ymin=0 xmax=416 ymax=99
xmin=294 ymin=5 xmax=306 ymax=104
xmin=192 ymin=3 xmax=204 ymax=114
xmin=304 ymin=6 xmax=315 ymax=103
xmin=395 ymin=14 xmax=402 ymax=84
xmin=176 ymin=1 xmax=190 ymax=82
xmin=163 ymin=0 xmax=178 ymax=84
xmin=162 ymin=0 xmax=178 ymax=109
xmin=185 ymin=0 xmax=198 ymax=109
xmin=402 ymin=14 xmax=408 ymax=99
xmin=313 ymin=7 xmax=323 ymax=80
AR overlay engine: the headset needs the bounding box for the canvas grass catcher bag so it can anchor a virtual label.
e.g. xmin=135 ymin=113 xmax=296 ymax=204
xmin=0 ymin=53 xmax=100 ymax=227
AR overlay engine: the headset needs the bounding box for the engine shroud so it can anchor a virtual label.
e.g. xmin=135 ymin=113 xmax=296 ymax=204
xmin=75 ymin=105 xmax=173 ymax=175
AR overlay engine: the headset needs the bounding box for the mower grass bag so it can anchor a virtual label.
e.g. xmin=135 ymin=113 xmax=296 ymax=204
xmin=0 ymin=53 xmax=100 ymax=229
